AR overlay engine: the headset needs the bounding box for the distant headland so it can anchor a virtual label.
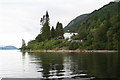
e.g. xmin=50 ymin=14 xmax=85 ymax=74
xmin=0 ymin=46 xmax=18 ymax=50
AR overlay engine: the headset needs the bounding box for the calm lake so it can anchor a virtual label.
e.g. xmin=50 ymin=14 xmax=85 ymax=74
xmin=0 ymin=50 xmax=120 ymax=79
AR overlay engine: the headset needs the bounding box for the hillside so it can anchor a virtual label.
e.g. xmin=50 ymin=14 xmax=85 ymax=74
xmin=64 ymin=14 xmax=89 ymax=32
xmin=0 ymin=46 xmax=18 ymax=50
xmin=64 ymin=2 xmax=120 ymax=32
xmin=72 ymin=1 xmax=120 ymax=50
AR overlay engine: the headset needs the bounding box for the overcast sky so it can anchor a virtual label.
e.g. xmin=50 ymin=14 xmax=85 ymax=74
xmin=0 ymin=0 xmax=114 ymax=48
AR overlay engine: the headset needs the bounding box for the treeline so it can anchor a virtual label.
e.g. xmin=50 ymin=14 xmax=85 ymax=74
xmin=22 ymin=12 xmax=81 ymax=50
xmin=22 ymin=11 xmax=66 ymax=50
xmin=35 ymin=11 xmax=64 ymax=42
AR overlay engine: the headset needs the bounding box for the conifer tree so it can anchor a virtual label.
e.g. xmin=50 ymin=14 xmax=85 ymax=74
xmin=56 ymin=22 xmax=64 ymax=37
xmin=40 ymin=11 xmax=49 ymax=26
xmin=39 ymin=11 xmax=51 ymax=41
xmin=41 ymin=21 xmax=51 ymax=40
xmin=21 ymin=39 xmax=26 ymax=50
xmin=51 ymin=26 xmax=56 ymax=38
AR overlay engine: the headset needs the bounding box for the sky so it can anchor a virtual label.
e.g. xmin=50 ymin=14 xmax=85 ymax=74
xmin=0 ymin=0 xmax=115 ymax=48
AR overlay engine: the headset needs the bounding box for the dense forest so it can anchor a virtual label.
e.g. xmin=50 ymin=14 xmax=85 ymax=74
xmin=71 ymin=2 xmax=120 ymax=50
xmin=22 ymin=1 xmax=120 ymax=51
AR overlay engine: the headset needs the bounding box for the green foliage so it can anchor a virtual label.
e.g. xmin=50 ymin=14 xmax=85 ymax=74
xmin=36 ymin=22 xmax=51 ymax=42
xmin=27 ymin=40 xmax=70 ymax=50
xmin=35 ymin=12 xmax=65 ymax=42
xmin=68 ymin=42 xmax=87 ymax=50
xmin=64 ymin=2 xmax=120 ymax=32
xmin=40 ymin=11 xmax=50 ymax=26
xmin=21 ymin=39 xmax=26 ymax=50
xmin=71 ymin=34 xmax=79 ymax=40
xmin=36 ymin=11 xmax=51 ymax=41
xmin=41 ymin=22 xmax=51 ymax=40
xmin=51 ymin=26 xmax=56 ymax=38
xmin=27 ymin=40 xmax=38 ymax=50
xmin=56 ymin=22 xmax=64 ymax=37
xmin=69 ymin=42 xmax=79 ymax=50
xmin=35 ymin=34 xmax=43 ymax=42
xmin=65 ymin=2 xmax=120 ymax=50
xmin=76 ymin=2 xmax=120 ymax=50
xmin=64 ymin=14 xmax=88 ymax=32
xmin=78 ymin=24 xmax=87 ymax=40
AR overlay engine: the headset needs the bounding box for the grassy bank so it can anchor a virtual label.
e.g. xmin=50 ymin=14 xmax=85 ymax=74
xmin=21 ymin=39 xmax=119 ymax=53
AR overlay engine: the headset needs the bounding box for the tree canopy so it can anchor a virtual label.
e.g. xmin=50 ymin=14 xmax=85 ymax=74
xmin=35 ymin=12 xmax=64 ymax=42
xmin=56 ymin=22 xmax=64 ymax=37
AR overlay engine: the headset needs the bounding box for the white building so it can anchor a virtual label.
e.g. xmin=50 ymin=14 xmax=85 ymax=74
xmin=64 ymin=32 xmax=78 ymax=40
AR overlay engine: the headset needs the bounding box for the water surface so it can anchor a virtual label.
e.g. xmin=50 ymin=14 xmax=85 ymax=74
xmin=0 ymin=50 xmax=120 ymax=79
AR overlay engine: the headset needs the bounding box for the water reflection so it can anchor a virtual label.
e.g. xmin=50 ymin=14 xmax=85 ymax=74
xmin=0 ymin=50 xmax=120 ymax=79
xmin=27 ymin=52 xmax=120 ymax=79
xmin=28 ymin=53 xmax=64 ymax=79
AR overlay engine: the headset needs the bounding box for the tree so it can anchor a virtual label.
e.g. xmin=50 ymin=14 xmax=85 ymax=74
xmin=21 ymin=39 xmax=26 ymax=50
xmin=39 ymin=11 xmax=51 ymax=41
xmin=56 ymin=22 xmax=64 ymax=37
xmin=35 ymin=34 xmax=43 ymax=42
xmin=40 ymin=11 xmax=49 ymax=26
xmin=41 ymin=21 xmax=51 ymax=40
xmin=78 ymin=24 xmax=87 ymax=40
xmin=109 ymin=14 xmax=120 ymax=50
xmin=51 ymin=26 xmax=56 ymax=38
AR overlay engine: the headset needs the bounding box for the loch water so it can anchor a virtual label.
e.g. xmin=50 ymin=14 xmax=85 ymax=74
xmin=0 ymin=50 xmax=120 ymax=79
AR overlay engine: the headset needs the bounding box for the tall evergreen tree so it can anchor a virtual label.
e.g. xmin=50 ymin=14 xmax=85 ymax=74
xmin=46 ymin=11 xmax=49 ymax=23
xmin=40 ymin=11 xmax=50 ymax=26
xmin=41 ymin=21 xmax=51 ymax=40
xmin=51 ymin=26 xmax=56 ymax=38
xmin=21 ymin=39 xmax=26 ymax=50
xmin=56 ymin=22 xmax=64 ymax=37
xmin=36 ymin=11 xmax=51 ymax=41
xmin=35 ymin=34 xmax=43 ymax=42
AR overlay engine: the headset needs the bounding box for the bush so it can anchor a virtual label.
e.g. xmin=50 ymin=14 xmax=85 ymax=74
xmin=27 ymin=40 xmax=70 ymax=50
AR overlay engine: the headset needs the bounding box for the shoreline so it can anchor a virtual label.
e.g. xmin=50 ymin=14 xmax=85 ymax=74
xmin=26 ymin=50 xmax=119 ymax=53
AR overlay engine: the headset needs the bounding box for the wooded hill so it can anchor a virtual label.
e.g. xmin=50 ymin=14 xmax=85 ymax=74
xmin=64 ymin=14 xmax=88 ymax=32
xmin=64 ymin=2 xmax=120 ymax=33
xmin=68 ymin=1 xmax=120 ymax=50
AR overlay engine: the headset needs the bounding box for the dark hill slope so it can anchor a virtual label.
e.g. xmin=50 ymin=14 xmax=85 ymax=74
xmin=64 ymin=2 xmax=120 ymax=32
xmin=64 ymin=14 xmax=89 ymax=32
xmin=77 ymin=1 xmax=120 ymax=50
